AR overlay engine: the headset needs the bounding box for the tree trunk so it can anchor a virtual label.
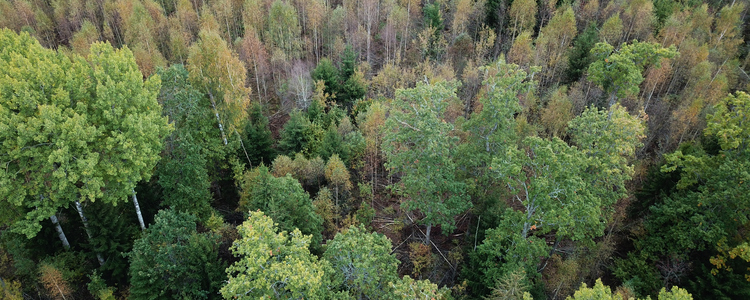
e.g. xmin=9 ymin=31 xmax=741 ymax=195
xmin=74 ymin=200 xmax=105 ymax=266
xmin=335 ymin=185 xmax=339 ymax=207
xmin=132 ymin=188 xmax=146 ymax=231
xmin=207 ymin=91 xmax=228 ymax=145
xmin=50 ymin=214 xmax=70 ymax=250
xmin=424 ymin=222 xmax=432 ymax=245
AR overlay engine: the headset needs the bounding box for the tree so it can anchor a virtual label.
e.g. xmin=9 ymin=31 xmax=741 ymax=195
xmin=568 ymin=105 xmax=646 ymax=210
xmin=0 ymin=30 xmax=171 ymax=244
xmin=599 ymin=15 xmax=624 ymax=46
xmin=387 ymin=276 xmax=451 ymax=300
xmin=587 ymin=41 xmax=677 ymax=110
xmin=311 ymin=58 xmax=339 ymax=99
xmin=278 ymin=109 xmax=312 ymax=156
xmin=458 ymin=59 xmax=536 ymax=210
xmin=70 ymin=20 xmax=100 ymax=57
xmin=156 ymin=64 xmax=225 ymax=220
xmin=357 ymin=101 xmax=387 ymax=193
xmin=534 ymin=5 xmax=577 ymax=87
xmin=485 ymin=268 xmax=532 ymax=300
xmin=540 ymin=86 xmax=574 ymax=138
xmin=318 ymin=123 xmax=348 ymax=162
xmin=507 ymin=0 xmax=536 ymax=43
xmin=39 ymin=263 xmax=72 ymax=300
xmin=157 ymin=136 xmax=213 ymax=220
xmin=663 ymin=91 xmax=750 ymax=277
xmin=336 ymin=46 xmax=366 ymax=107
xmin=566 ymin=24 xmax=599 ymax=82
xmin=622 ymin=0 xmax=655 ymax=42
xmin=478 ymin=136 xmax=596 ymax=286
xmin=128 ymin=209 xmax=225 ymax=300
xmin=221 ymin=211 xmax=329 ymax=300
xmin=237 ymin=165 xmax=323 ymax=248
xmin=187 ymin=28 xmax=249 ymax=146
xmin=614 ymin=92 xmax=750 ymax=296
xmin=567 ymin=279 xmax=693 ymax=300
xmin=266 ymin=0 xmax=302 ymax=59
xmin=324 ymin=154 xmax=352 ymax=206
xmin=238 ymin=103 xmax=276 ymax=167
xmin=476 ymin=103 xmax=644 ymax=289
xmin=382 ymin=81 xmax=471 ymax=244
xmin=324 ymin=224 xmax=399 ymax=299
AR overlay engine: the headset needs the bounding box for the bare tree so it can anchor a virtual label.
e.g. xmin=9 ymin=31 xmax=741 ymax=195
xmin=289 ymin=60 xmax=313 ymax=109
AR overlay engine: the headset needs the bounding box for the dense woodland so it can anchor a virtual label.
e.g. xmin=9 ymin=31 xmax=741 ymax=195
xmin=0 ymin=0 xmax=749 ymax=298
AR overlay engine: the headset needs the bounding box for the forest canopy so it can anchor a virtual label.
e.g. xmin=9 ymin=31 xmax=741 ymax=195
xmin=0 ymin=0 xmax=748 ymax=299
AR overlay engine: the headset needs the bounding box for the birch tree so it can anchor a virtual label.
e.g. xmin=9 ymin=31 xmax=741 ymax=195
xmin=0 ymin=30 xmax=171 ymax=246
xmin=187 ymin=28 xmax=250 ymax=146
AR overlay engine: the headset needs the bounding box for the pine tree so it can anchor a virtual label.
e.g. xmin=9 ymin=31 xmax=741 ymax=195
xmin=239 ymin=103 xmax=276 ymax=167
xmin=128 ymin=209 xmax=225 ymax=300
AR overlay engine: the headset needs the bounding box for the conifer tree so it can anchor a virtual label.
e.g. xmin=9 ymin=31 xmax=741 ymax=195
xmin=383 ymin=81 xmax=471 ymax=244
xmin=128 ymin=209 xmax=224 ymax=300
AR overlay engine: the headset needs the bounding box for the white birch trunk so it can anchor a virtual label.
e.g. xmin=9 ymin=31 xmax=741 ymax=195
xmin=207 ymin=91 xmax=228 ymax=145
xmin=74 ymin=200 xmax=104 ymax=266
xmin=132 ymin=188 xmax=145 ymax=231
xmin=50 ymin=214 xmax=70 ymax=250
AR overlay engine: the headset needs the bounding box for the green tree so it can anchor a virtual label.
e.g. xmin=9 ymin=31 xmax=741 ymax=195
xmin=614 ymin=92 xmax=750 ymax=296
xmin=457 ymin=59 xmax=536 ymax=226
xmin=157 ymin=64 xmax=225 ymax=164
xmin=339 ymin=70 xmax=367 ymax=108
xmin=324 ymin=224 xmax=399 ymax=299
xmin=278 ymin=109 xmax=312 ymax=156
xmin=587 ymin=41 xmax=677 ymax=109
xmin=237 ymin=165 xmax=323 ymax=249
xmin=318 ymin=123 xmax=348 ymax=162
xmin=382 ymin=81 xmax=471 ymax=244
xmin=568 ymin=105 xmax=646 ymax=215
xmin=87 ymin=200 xmax=140 ymax=285
xmin=221 ymin=211 xmax=329 ymax=300
xmin=128 ymin=209 xmax=225 ymax=300
xmin=239 ymin=103 xmax=276 ymax=167
xmin=662 ymin=91 xmax=750 ymax=279
xmin=311 ymin=58 xmax=339 ymax=99
xmin=157 ymin=136 xmax=213 ymax=220
xmin=387 ymin=276 xmax=451 ymax=300
xmin=335 ymin=46 xmax=366 ymax=107
xmin=476 ymin=104 xmax=644 ymax=289
xmin=566 ymin=24 xmax=599 ymax=82
xmin=567 ymin=279 xmax=622 ymax=300
xmin=478 ymin=136 xmax=595 ymax=286
xmin=156 ymin=64 xmax=220 ymax=221
xmin=567 ymin=279 xmax=692 ymax=300
xmin=0 ymin=30 xmax=171 ymax=242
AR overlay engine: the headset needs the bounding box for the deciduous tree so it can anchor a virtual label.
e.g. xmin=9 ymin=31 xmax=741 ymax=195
xmin=187 ymin=28 xmax=249 ymax=146
xmin=588 ymin=41 xmax=677 ymax=110
xmin=221 ymin=211 xmax=329 ymax=300
xmin=0 ymin=30 xmax=171 ymax=244
xmin=324 ymin=224 xmax=399 ymax=299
